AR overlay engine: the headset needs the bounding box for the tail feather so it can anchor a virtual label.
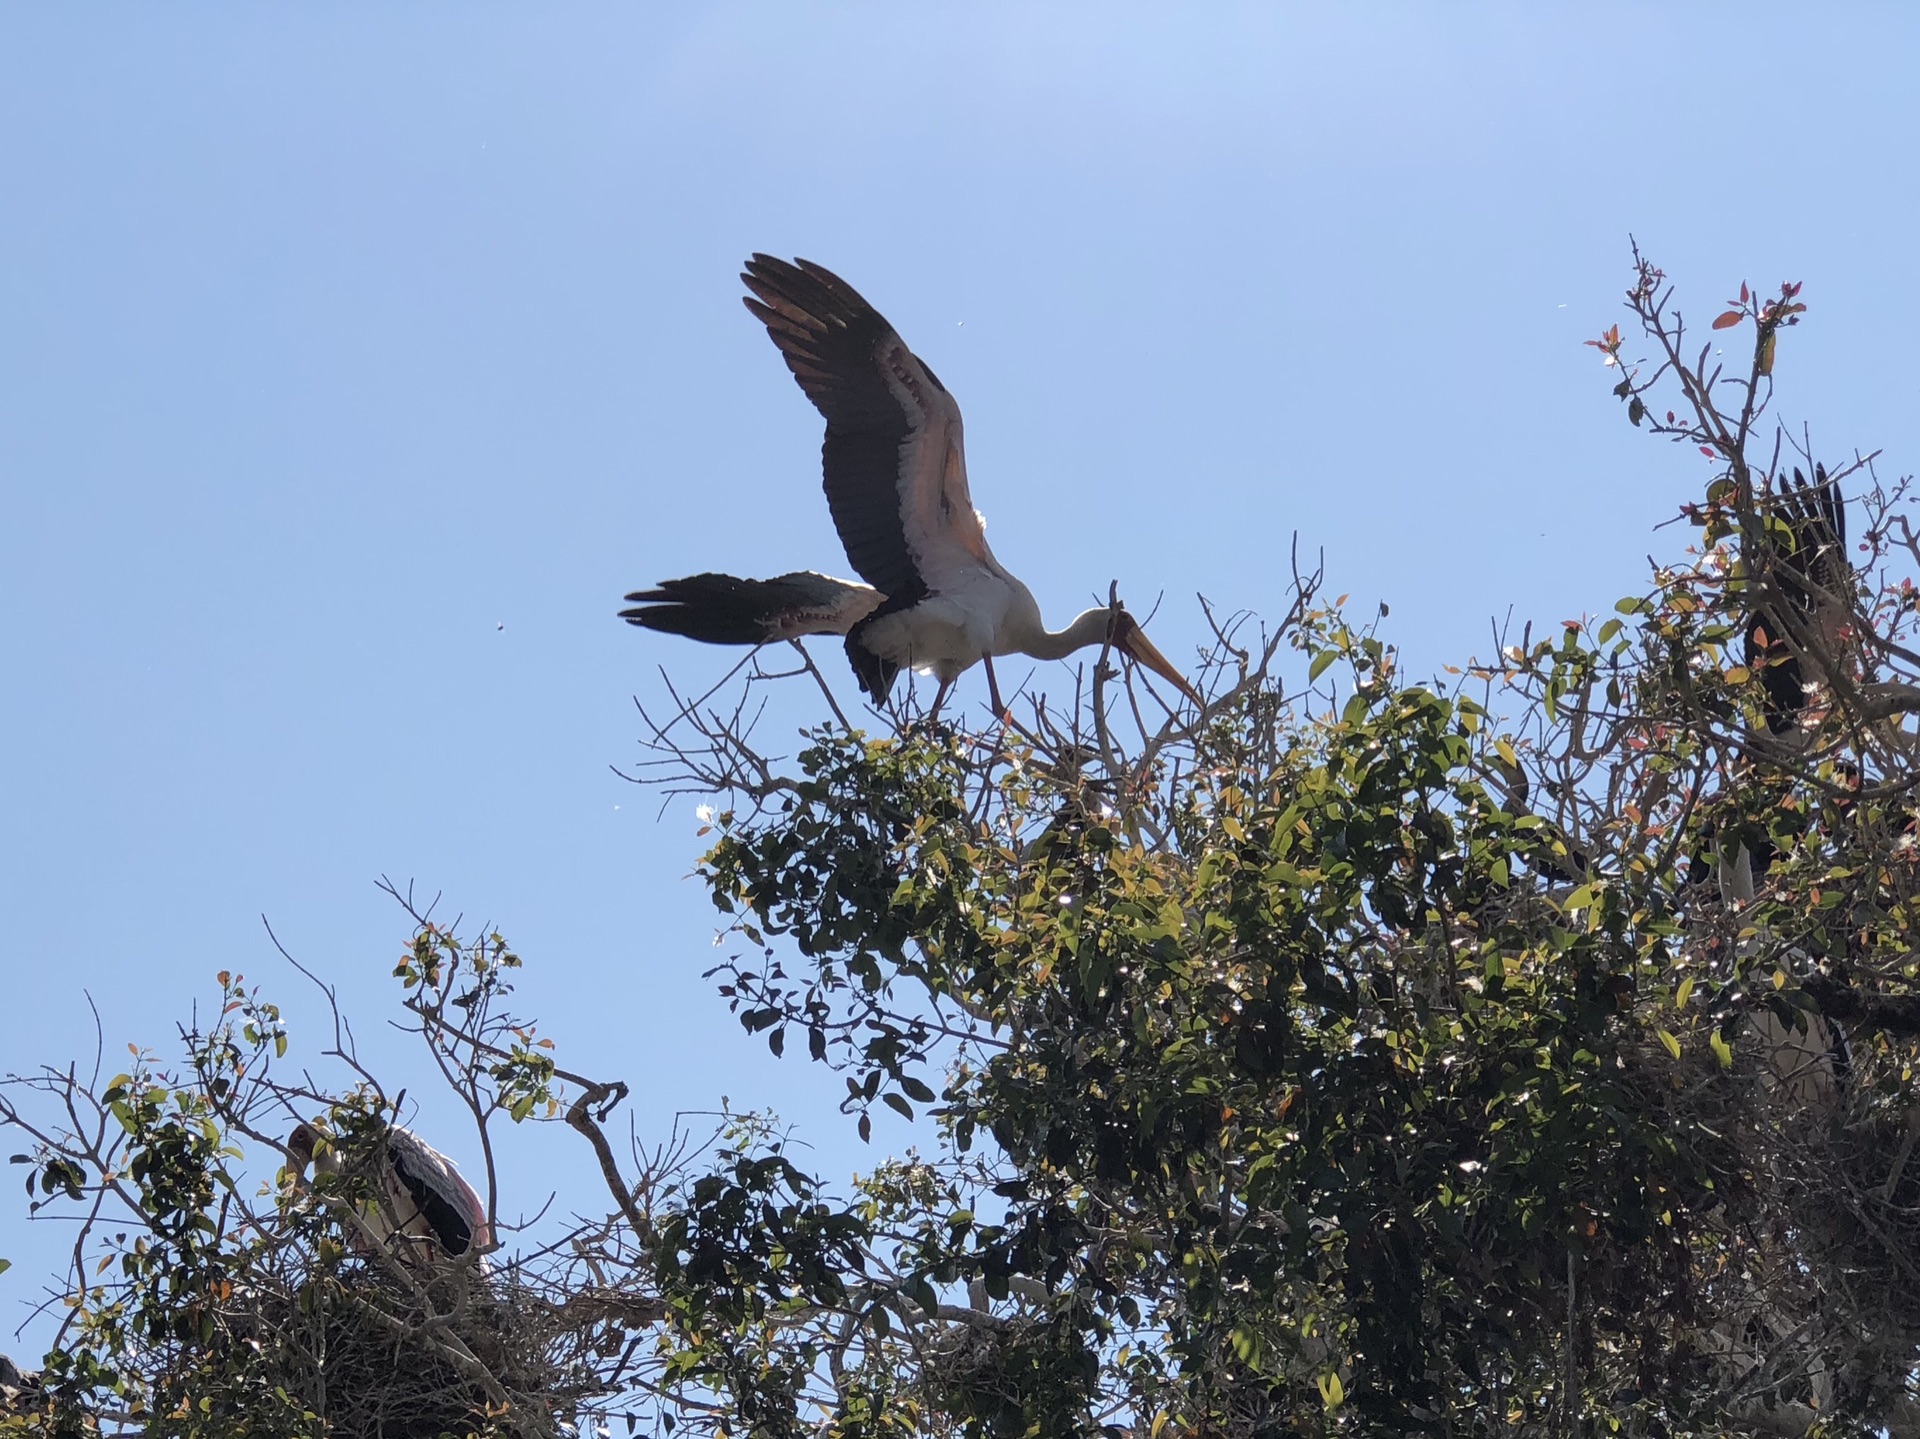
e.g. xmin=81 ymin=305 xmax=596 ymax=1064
xmin=621 ymin=571 xmax=881 ymax=646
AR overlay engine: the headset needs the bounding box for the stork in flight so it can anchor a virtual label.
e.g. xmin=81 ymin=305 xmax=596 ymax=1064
xmin=622 ymin=256 xmax=1202 ymax=718
xmin=287 ymin=1122 xmax=492 ymax=1273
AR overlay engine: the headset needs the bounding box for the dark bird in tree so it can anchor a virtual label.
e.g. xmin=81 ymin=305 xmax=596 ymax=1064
xmin=1744 ymin=465 xmax=1853 ymax=740
xmin=287 ymin=1122 xmax=492 ymax=1272
xmin=621 ymin=256 xmax=1202 ymax=718
xmin=1680 ymin=469 xmax=1862 ymax=1103
xmin=1688 ymin=470 xmax=1853 ymax=897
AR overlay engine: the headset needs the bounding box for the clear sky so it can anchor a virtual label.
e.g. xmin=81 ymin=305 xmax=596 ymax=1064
xmin=4 ymin=5 xmax=1919 ymax=1353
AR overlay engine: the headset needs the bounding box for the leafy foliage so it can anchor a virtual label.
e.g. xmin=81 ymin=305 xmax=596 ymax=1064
xmin=670 ymin=256 xmax=1920 ymax=1437
xmin=11 ymin=255 xmax=1920 ymax=1438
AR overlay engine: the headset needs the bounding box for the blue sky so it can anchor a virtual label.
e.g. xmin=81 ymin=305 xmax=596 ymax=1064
xmin=4 ymin=5 xmax=1918 ymax=1352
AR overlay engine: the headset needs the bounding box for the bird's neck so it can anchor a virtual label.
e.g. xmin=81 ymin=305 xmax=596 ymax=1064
xmin=1023 ymin=607 xmax=1117 ymax=660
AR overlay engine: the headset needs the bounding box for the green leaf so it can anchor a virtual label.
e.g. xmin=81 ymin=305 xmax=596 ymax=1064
xmin=1656 ymin=1029 xmax=1681 ymax=1061
xmin=1308 ymin=649 xmax=1338 ymax=682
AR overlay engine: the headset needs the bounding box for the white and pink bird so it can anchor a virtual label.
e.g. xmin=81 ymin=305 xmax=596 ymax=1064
xmin=287 ymin=1122 xmax=491 ymax=1272
xmin=622 ymin=256 xmax=1202 ymax=718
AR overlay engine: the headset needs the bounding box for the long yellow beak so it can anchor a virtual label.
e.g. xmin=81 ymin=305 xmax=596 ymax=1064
xmin=1119 ymin=626 xmax=1204 ymax=707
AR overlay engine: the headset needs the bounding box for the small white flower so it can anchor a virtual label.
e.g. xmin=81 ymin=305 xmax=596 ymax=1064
xmin=696 ymin=803 xmax=715 ymax=824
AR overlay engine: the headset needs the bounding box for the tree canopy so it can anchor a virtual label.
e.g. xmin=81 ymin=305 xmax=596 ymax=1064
xmin=9 ymin=255 xmax=1920 ymax=1438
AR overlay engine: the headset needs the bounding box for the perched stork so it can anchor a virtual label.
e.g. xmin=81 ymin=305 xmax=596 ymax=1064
xmin=1684 ymin=468 xmax=1859 ymax=1107
xmin=1743 ymin=466 xmax=1852 ymax=741
xmin=1686 ymin=468 xmax=1857 ymax=898
xmin=622 ymin=256 xmax=1202 ymax=717
xmin=287 ymin=1122 xmax=491 ymax=1272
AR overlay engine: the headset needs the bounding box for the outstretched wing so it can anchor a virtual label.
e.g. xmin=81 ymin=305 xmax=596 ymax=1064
xmin=621 ymin=571 xmax=883 ymax=645
xmin=741 ymin=256 xmax=991 ymax=611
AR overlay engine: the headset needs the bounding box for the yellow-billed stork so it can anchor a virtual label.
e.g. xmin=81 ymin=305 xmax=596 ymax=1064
xmin=287 ymin=1122 xmax=491 ymax=1272
xmin=622 ymin=256 xmax=1201 ymax=717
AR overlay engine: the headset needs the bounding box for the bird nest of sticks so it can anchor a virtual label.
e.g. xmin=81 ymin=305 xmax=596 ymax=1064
xmin=918 ymin=1311 xmax=1099 ymax=1439
xmin=1768 ymin=1077 xmax=1920 ymax=1329
xmin=1579 ymin=1009 xmax=1920 ymax=1405
xmin=187 ymin=1259 xmax=616 ymax=1439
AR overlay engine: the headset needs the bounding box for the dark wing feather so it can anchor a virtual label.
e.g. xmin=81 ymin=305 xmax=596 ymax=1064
xmin=843 ymin=632 xmax=899 ymax=704
xmin=1743 ymin=466 xmax=1851 ymax=735
xmin=1775 ymin=465 xmax=1848 ymax=606
xmin=388 ymin=1143 xmax=473 ymax=1257
xmin=741 ymin=256 xmax=932 ymax=614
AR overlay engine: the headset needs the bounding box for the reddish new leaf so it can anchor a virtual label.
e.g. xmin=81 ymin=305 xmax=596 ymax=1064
xmin=1712 ymin=311 xmax=1743 ymax=330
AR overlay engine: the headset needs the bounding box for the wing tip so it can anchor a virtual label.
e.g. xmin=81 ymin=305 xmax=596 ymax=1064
xmin=741 ymin=254 xmax=878 ymax=329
